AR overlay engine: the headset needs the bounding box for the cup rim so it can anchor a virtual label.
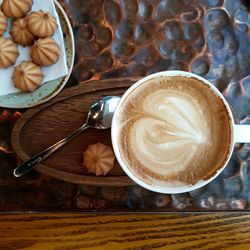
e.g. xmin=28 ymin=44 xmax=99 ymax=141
xmin=111 ymin=70 xmax=235 ymax=194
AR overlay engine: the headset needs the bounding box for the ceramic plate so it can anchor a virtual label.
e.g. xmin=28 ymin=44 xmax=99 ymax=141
xmin=0 ymin=0 xmax=75 ymax=109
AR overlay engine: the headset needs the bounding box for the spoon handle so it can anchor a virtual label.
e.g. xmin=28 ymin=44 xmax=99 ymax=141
xmin=13 ymin=124 xmax=88 ymax=177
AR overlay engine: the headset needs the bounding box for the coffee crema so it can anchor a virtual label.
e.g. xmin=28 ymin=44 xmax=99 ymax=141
xmin=115 ymin=76 xmax=231 ymax=186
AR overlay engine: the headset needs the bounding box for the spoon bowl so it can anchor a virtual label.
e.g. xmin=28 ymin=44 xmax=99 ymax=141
xmin=86 ymin=96 xmax=121 ymax=129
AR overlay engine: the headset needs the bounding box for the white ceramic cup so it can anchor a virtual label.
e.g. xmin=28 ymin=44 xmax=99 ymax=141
xmin=111 ymin=71 xmax=250 ymax=194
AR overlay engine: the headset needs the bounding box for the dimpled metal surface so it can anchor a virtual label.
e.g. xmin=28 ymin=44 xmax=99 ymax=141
xmin=0 ymin=0 xmax=249 ymax=211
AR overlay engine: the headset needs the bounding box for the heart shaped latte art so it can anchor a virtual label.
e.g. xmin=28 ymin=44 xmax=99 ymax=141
xmin=130 ymin=89 xmax=211 ymax=177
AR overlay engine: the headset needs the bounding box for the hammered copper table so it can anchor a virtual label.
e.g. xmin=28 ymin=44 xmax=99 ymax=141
xmin=0 ymin=0 xmax=250 ymax=249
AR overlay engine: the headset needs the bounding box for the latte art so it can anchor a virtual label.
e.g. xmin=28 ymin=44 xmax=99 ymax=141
xmin=115 ymin=76 xmax=231 ymax=186
xmin=131 ymin=90 xmax=211 ymax=177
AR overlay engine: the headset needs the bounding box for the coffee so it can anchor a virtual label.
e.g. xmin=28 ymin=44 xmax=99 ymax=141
xmin=114 ymin=76 xmax=232 ymax=187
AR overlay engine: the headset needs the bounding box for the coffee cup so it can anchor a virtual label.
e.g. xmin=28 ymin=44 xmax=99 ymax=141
xmin=111 ymin=71 xmax=250 ymax=194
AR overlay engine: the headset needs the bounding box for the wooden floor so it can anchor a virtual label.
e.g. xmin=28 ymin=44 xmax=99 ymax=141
xmin=1 ymin=213 xmax=250 ymax=249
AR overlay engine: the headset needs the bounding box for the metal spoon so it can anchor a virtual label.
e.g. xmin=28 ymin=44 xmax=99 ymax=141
xmin=13 ymin=96 xmax=121 ymax=178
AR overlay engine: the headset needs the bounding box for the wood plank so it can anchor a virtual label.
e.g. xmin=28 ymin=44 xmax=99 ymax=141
xmin=1 ymin=213 xmax=250 ymax=249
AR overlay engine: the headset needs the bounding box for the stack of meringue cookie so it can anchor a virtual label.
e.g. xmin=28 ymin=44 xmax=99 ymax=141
xmin=0 ymin=0 xmax=61 ymax=92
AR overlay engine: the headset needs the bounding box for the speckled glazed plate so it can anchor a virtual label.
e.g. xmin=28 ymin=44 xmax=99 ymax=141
xmin=0 ymin=0 xmax=75 ymax=109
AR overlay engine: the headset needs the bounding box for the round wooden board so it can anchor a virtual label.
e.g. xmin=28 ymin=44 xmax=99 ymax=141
xmin=11 ymin=78 xmax=139 ymax=186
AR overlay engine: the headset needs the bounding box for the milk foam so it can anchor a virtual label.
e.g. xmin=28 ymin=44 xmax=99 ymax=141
xmin=116 ymin=76 xmax=231 ymax=186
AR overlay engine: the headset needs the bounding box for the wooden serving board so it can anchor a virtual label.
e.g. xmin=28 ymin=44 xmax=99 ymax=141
xmin=11 ymin=78 xmax=139 ymax=186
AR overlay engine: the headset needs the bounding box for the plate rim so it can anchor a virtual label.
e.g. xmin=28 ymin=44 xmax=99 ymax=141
xmin=0 ymin=0 xmax=75 ymax=109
